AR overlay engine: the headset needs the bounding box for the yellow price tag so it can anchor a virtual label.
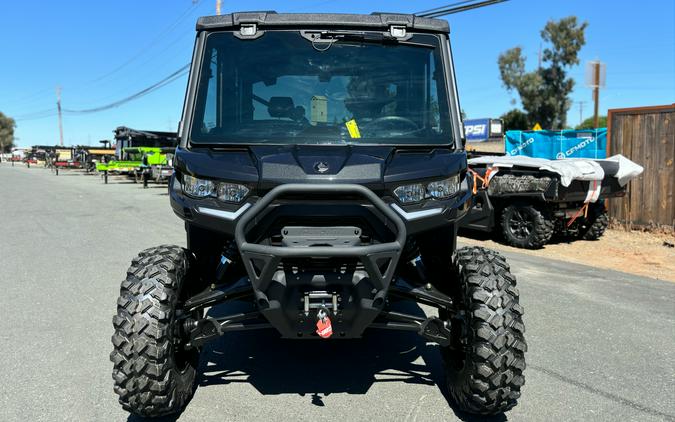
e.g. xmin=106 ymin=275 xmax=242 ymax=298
xmin=345 ymin=119 xmax=361 ymax=139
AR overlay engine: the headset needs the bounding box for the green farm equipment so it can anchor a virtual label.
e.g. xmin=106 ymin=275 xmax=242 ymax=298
xmin=98 ymin=127 xmax=178 ymax=184
xmin=140 ymin=146 xmax=176 ymax=188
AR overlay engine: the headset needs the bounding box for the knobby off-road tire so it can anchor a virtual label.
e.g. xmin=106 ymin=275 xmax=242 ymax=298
xmin=110 ymin=245 xmax=200 ymax=417
xmin=500 ymin=204 xmax=553 ymax=249
xmin=441 ymin=246 xmax=526 ymax=415
xmin=578 ymin=203 xmax=609 ymax=240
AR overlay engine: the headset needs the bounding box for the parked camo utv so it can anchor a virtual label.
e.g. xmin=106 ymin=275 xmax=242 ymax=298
xmin=460 ymin=154 xmax=643 ymax=249
xmin=111 ymin=12 xmax=527 ymax=418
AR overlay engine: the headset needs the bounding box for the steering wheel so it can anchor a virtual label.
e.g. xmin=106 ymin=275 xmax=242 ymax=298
xmin=362 ymin=116 xmax=420 ymax=136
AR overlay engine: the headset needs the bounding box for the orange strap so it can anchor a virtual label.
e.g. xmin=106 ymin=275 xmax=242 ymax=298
xmin=468 ymin=167 xmax=497 ymax=194
xmin=566 ymin=202 xmax=590 ymax=228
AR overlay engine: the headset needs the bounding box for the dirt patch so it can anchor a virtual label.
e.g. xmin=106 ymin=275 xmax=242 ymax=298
xmin=459 ymin=228 xmax=675 ymax=282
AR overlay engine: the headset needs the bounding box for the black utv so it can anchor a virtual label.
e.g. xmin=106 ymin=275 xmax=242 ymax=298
xmin=111 ymin=12 xmax=526 ymax=418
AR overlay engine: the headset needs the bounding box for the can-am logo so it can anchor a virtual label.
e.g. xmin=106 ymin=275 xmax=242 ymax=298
xmin=557 ymin=136 xmax=596 ymax=159
xmin=510 ymin=137 xmax=535 ymax=155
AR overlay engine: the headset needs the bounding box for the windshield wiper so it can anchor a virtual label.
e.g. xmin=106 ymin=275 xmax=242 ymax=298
xmin=299 ymin=30 xmax=435 ymax=49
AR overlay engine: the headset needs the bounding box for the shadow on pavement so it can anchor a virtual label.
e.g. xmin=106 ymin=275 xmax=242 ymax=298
xmin=127 ymin=415 xmax=179 ymax=422
xmin=123 ymin=301 xmax=509 ymax=421
xmin=195 ymin=301 xmax=509 ymax=421
xmin=458 ymin=227 xmax=494 ymax=241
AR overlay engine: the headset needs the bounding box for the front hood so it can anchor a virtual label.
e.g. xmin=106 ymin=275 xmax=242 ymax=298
xmin=174 ymin=145 xmax=466 ymax=191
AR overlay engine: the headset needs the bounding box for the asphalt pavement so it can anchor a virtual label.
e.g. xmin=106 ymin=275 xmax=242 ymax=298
xmin=1 ymin=163 xmax=673 ymax=422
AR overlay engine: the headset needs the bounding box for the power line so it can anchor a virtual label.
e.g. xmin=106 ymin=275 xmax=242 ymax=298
xmin=87 ymin=1 xmax=201 ymax=84
xmin=62 ymin=64 xmax=189 ymax=114
xmin=416 ymin=0 xmax=509 ymax=17
xmin=14 ymin=109 xmax=58 ymax=122
xmin=66 ymin=30 xmax=194 ymax=109
xmin=416 ymin=0 xmax=482 ymax=16
xmin=15 ymin=64 xmax=189 ymax=121
xmin=6 ymin=0 xmax=202 ymax=109
xmin=15 ymin=2 xmax=510 ymax=121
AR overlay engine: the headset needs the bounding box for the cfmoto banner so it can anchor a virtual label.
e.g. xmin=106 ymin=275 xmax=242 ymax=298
xmin=505 ymin=129 xmax=607 ymax=159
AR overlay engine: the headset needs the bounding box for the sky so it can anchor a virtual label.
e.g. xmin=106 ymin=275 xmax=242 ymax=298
xmin=1 ymin=0 xmax=673 ymax=148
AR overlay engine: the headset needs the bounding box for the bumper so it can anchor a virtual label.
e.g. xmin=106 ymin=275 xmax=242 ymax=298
xmin=231 ymin=183 xmax=406 ymax=338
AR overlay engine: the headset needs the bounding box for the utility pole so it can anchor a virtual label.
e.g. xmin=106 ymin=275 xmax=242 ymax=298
xmin=577 ymin=101 xmax=586 ymax=126
xmin=216 ymin=0 xmax=222 ymax=15
xmin=592 ymin=62 xmax=600 ymax=128
xmin=586 ymin=60 xmax=606 ymax=129
xmin=537 ymin=43 xmax=542 ymax=70
xmin=56 ymin=86 xmax=64 ymax=146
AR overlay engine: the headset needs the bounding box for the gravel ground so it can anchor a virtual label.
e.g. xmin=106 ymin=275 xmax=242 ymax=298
xmin=1 ymin=163 xmax=674 ymax=422
xmin=460 ymin=225 xmax=675 ymax=283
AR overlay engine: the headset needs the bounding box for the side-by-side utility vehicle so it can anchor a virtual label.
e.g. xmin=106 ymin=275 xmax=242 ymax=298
xmin=460 ymin=154 xmax=643 ymax=249
xmin=110 ymin=12 xmax=527 ymax=418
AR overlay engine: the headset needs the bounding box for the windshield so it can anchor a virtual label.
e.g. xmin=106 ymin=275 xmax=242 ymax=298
xmin=189 ymin=31 xmax=453 ymax=146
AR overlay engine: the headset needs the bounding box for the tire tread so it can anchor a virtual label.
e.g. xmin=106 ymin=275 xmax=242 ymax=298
xmin=110 ymin=245 xmax=197 ymax=417
xmin=446 ymin=246 xmax=527 ymax=415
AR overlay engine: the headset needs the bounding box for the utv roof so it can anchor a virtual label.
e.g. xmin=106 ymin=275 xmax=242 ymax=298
xmin=196 ymin=11 xmax=450 ymax=33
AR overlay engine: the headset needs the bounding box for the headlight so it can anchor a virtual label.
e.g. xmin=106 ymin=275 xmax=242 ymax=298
xmin=181 ymin=175 xmax=249 ymax=203
xmin=427 ymin=175 xmax=460 ymax=199
xmin=393 ymin=183 xmax=426 ymax=204
xmin=393 ymin=175 xmax=461 ymax=204
xmin=182 ymin=175 xmax=215 ymax=198
xmin=217 ymin=183 xmax=250 ymax=203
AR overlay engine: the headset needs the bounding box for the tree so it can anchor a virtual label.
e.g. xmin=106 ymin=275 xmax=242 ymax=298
xmin=498 ymin=17 xmax=587 ymax=129
xmin=500 ymin=108 xmax=530 ymax=131
xmin=0 ymin=112 xmax=16 ymax=153
xmin=576 ymin=115 xmax=607 ymax=129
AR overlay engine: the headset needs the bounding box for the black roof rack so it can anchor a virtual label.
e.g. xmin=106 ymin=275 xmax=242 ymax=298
xmin=196 ymin=11 xmax=449 ymax=33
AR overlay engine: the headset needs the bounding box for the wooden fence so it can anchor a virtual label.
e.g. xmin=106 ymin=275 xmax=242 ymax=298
xmin=607 ymin=104 xmax=675 ymax=229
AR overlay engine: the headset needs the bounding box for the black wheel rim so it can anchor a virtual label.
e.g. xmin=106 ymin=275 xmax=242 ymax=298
xmin=444 ymin=315 xmax=468 ymax=372
xmin=508 ymin=209 xmax=534 ymax=240
xmin=439 ymin=280 xmax=471 ymax=375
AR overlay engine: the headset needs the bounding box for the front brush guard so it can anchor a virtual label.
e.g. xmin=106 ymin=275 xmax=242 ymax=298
xmin=234 ymin=184 xmax=407 ymax=294
xmin=178 ymin=183 xmax=455 ymax=345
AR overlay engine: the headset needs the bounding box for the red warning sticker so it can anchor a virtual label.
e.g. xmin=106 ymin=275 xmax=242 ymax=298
xmin=316 ymin=317 xmax=333 ymax=339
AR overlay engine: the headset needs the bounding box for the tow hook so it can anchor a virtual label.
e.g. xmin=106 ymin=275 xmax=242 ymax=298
xmin=315 ymin=307 xmax=333 ymax=339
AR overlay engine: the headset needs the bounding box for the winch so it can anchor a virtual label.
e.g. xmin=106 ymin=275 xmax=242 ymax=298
xmin=302 ymin=290 xmax=339 ymax=316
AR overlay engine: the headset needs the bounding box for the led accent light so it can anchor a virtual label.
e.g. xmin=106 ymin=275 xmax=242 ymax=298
xmin=182 ymin=175 xmax=249 ymax=203
xmin=393 ymin=183 xmax=426 ymax=204
xmin=217 ymin=183 xmax=250 ymax=203
xmin=182 ymin=175 xmax=215 ymax=198
xmin=427 ymin=175 xmax=460 ymax=199
xmin=393 ymin=175 xmax=461 ymax=204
